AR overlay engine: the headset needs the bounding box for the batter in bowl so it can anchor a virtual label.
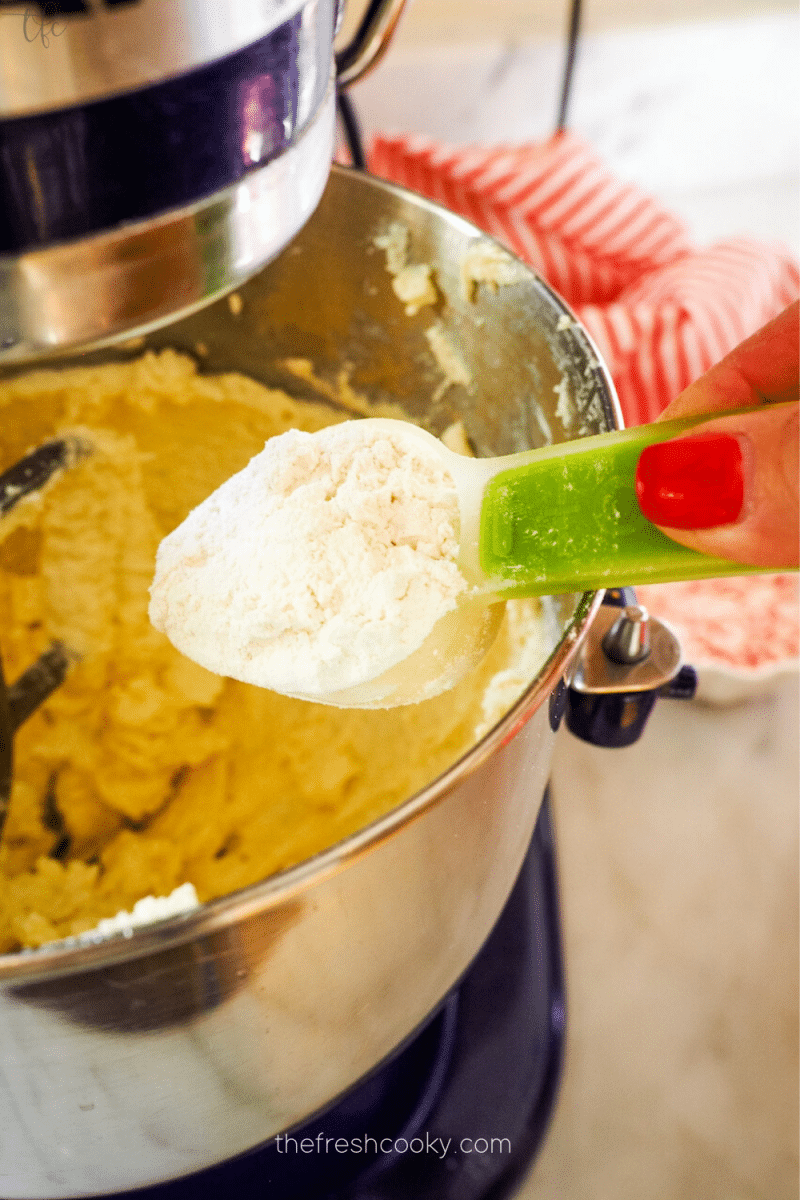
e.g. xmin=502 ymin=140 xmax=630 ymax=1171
xmin=0 ymin=350 xmax=552 ymax=951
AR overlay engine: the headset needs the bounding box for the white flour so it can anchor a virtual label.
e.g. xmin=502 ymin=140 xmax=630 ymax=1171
xmin=85 ymin=884 xmax=200 ymax=939
xmin=149 ymin=422 xmax=467 ymax=698
xmin=37 ymin=884 xmax=201 ymax=947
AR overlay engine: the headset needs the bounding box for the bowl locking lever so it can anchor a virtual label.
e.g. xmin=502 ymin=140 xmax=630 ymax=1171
xmin=560 ymin=587 xmax=697 ymax=748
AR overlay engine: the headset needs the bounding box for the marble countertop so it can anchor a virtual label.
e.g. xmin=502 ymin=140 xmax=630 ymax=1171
xmin=352 ymin=10 xmax=799 ymax=1198
xmin=354 ymin=9 xmax=798 ymax=256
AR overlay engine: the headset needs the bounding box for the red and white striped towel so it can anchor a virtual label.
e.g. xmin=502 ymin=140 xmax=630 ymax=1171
xmin=369 ymin=131 xmax=799 ymax=426
xmin=368 ymin=132 xmax=800 ymax=685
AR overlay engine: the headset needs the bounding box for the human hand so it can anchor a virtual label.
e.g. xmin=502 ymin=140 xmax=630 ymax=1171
xmin=635 ymin=301 xmax=799 ymax=568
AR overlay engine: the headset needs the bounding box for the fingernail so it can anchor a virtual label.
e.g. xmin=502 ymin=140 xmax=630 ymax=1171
xmin=635 ymin=432 xmax=745 ymax=529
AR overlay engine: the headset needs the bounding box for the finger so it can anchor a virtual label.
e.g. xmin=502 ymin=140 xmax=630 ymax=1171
xmin=661 ymin=301 xmax=799 ymax=421
xmin=636 ymin=402 xmax=799 ymax=568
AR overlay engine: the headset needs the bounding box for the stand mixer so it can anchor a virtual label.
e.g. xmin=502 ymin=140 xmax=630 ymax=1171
xmin=0 ymin=0 xmax=406 ymax=362
xmin=0 ymin=9 xmax=700 ymax=1198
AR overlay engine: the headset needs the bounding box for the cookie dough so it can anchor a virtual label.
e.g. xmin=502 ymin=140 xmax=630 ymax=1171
xmin=0 ymin=351 xmax=550 ymax=950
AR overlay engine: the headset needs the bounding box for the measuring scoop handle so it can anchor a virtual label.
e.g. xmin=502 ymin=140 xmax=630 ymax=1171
xmin=479 ymin=406 xmax=791 ymax=596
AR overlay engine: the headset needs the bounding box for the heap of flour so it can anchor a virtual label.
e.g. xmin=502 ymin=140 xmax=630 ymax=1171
xmin=149 ymin=422 xmax=467 ymax=699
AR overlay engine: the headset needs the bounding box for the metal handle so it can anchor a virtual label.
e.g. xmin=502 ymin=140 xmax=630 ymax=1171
xmin=336 ymin=0 xmax=408 ymax=89
xmin=564 ymin=588 xmax=697 ymax=748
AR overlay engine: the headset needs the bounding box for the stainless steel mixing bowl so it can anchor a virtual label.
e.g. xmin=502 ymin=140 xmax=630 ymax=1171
xmin=0 ymin=166 xmax=620 ymax=1198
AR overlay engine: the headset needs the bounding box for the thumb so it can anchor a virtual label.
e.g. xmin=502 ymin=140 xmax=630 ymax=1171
xmin=635 ymin=401 xmax=799 ymax=568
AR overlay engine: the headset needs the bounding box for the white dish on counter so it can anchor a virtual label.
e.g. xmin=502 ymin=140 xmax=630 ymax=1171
xmin=634 ymin=575 xmax=799 ymax=707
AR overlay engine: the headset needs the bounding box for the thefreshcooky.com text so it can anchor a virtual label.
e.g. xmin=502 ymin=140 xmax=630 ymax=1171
xmin=274 ymin=1132 xmax=511 ymax=1159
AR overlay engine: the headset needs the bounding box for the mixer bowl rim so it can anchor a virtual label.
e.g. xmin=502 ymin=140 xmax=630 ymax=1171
xmin=0 ymin=169 xmax=622 ymax=983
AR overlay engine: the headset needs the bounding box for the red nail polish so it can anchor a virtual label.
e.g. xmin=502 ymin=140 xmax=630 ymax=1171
xmin=635 ymin=433 xmax=745 ymax=529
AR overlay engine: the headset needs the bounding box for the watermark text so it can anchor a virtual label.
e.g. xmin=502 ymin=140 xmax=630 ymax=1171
xmin=274 ymin=1131 xmax=511 ymax=1159
xmin=22 ymin=6 xmax=66 ymax=46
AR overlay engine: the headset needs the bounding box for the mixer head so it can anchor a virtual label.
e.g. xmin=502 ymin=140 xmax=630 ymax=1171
xmin=0 ymin=0 xmax=405 ymax=364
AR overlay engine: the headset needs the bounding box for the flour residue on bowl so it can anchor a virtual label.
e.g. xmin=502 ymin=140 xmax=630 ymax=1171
xmin=374 ymin=222 xmax=471 ymax=401
xmin=460 ymin=240 xmax=530 ymax=301
xmin=375 ymin=221 xmax=439 ymax=315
